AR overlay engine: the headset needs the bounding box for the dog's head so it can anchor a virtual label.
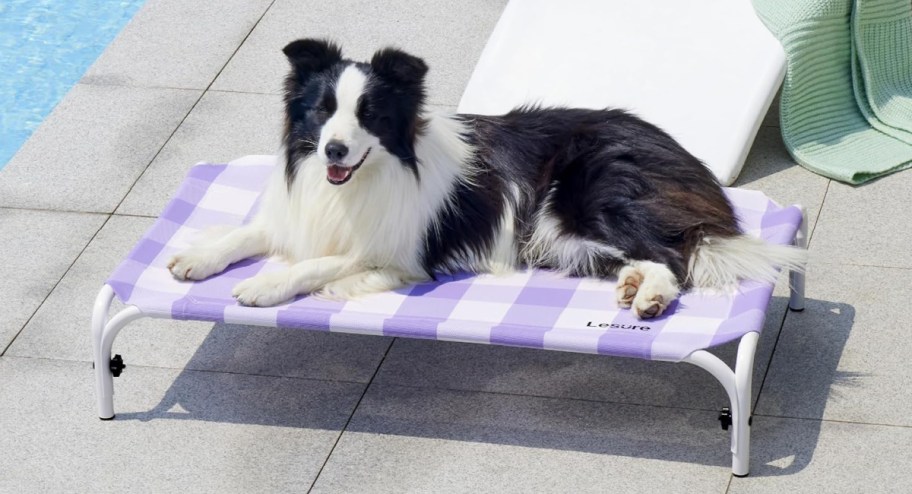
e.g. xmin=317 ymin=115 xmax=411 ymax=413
xmin=281 ymin=38 xmax=428 ymax=186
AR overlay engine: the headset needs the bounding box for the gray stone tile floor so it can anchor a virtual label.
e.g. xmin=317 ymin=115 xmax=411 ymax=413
xmin=2 ymin=0 xmax=910 ymax=491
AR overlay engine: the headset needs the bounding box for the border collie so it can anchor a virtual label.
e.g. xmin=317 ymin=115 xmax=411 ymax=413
xmin=168 ymin=39 xmax=806 ymax=319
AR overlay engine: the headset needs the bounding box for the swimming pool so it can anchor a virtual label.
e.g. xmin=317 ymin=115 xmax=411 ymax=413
xmin=0 ymin=0 xmax=145 ymax=170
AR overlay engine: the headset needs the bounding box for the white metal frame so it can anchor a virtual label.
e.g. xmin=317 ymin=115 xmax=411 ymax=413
xmin=90 ymin=209 xmax=808 ymax=476
xmin=681 ymin=206 xmax=807 ymax=476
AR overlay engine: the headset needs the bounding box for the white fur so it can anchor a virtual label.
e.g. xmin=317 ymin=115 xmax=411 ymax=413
xmin=318 ymin=66 xmax=376 ymax=167
xmin=485 ymin=182 xmax=522 ymax=274
xmin=688 ymin=234 xmax=808 ymax=289
xmin=168 ymin=225 xmax=268 ymax=281
xmin=169 ymin=109 xmax=475 ymax=305
xmin=616 ymin=261 xmax=680 ymax=318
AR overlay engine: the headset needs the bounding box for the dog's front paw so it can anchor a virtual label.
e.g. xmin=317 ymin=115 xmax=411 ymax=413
xmin=167 ymin=249 xmax=226 ymax=281
xmin=631 ymin=278 xmax=679 ymax=319
xmin=633 ymin=292 xmax=669 ymax=319
xmin=232 ymin=272 xmax=297 ymax=307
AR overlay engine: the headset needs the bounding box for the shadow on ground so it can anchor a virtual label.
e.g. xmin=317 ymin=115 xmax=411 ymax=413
xmin=115 ymin=296 xmax=854 ymax=475
xmin=748 ymin=297 xmax=858 ymax=477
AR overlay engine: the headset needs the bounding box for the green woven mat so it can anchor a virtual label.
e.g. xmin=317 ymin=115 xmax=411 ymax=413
xmin=753 ymin=0 xmax=912 ymax=184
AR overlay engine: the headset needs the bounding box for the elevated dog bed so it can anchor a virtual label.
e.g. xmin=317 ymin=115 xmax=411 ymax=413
xmin=92 ymin=155 xmax=806 ymax=477
xmin=457 ymin=0 xmax=787 ymax=185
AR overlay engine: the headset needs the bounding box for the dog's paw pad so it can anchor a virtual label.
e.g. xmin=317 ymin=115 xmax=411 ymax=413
xmin=640 ymin=301 xmax=662 ymax=318
xmin=633 ymin=292 xmax=672 ymax=319
xmin=615 ymin=268 xmax=644 ymax=308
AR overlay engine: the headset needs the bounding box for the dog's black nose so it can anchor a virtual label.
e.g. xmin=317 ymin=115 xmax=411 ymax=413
xmin=325 ymin=141 xmax=348 ymax=161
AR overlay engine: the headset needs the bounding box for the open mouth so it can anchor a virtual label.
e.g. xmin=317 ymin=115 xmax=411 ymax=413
xmin=326 ymin=148 xmax=371 ymax=185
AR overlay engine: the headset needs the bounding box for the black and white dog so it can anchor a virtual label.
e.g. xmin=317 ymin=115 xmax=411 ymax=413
xmin=168 ymin=39 xmax=805 ymax=319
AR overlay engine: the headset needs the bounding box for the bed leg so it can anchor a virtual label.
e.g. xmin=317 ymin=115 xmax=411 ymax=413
xmin=789 ymin=206 xmax=807 ymax=312
xmin=683 ymin=331 xmax=759 ymax=477
xmin=731 ymin=331 xmax=759 ymax=476
xmin=91 ymin=285 xmax=145 ymax=420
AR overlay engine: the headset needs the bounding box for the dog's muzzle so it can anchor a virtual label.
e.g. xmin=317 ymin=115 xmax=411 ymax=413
xmin=326 ymin=148 xmax=371 ymax=185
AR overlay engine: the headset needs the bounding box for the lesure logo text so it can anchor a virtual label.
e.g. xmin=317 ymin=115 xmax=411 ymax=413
xmin=586 ymin=322 xmax=652 ymax=331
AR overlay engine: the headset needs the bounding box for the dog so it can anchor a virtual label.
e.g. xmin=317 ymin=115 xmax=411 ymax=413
xmin=167 ymin=38 xmax=806 ymax=319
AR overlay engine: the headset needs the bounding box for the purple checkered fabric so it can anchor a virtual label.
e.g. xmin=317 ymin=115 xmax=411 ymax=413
xmin=107 ymin=156 xmax=803 ymax=362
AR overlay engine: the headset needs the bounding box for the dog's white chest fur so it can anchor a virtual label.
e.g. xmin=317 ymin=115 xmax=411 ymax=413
xmin=255 ymin=114 xmax=474 ymax=277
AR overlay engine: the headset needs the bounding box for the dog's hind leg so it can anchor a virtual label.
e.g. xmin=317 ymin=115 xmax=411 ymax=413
xmin=168 ymin=224 xmax=269 ymax=281
xmin=615 ymin=261 xmax=680 ymax=319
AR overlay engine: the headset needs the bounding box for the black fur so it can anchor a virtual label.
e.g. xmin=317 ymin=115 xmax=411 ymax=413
xmin=282 ymin=39 xmax=344 ymax=186
xmin=423 ymin=107 xmax=741 ymax=287
xmin=279 ymin=38 xmax=741 ymax=287
xmin=361 ymin=49 xmax=429 ymax=176
xmin=282 ymin=40 xmax=428 ymax=183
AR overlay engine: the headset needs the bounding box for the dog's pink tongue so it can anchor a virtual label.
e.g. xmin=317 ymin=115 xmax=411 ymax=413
xmin=327 ymin=165 xmax=352 ymax=183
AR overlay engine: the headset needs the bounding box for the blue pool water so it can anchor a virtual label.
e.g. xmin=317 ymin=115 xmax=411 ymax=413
xmin=0 ymin=0 xmax=145 ymax=170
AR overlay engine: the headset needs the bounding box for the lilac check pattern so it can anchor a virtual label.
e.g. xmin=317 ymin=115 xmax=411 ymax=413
xmin=107 ymin=156 xmax=803 ymax=362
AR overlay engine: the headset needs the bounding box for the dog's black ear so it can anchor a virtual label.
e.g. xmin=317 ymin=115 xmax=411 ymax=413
xmin=370 ymin=47 xmax=428 ymax=85
xmin=282 ymin=39 xmax=342 ymax=81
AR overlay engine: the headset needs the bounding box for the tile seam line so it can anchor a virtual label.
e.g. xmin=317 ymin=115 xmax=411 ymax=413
xmin=108 ymin=0 xmax=278 ymax=215
xmin=76 ymin=81 xmax=204 ymax=93
xmin=72 ymin=82 xmax=463 ymax=108
xmin=78 ymin=81 xmax=276 ymax=97
xmin=0 ymin=206 xmax=109 ymax=217
xmin=333 ymin=378 xmax=738 ymax=415
xmin=307 ymin=338 xmax=397 ymax=493
xmin=0 ymin=354 xmax=370 ymax=386
xmin=752 ymin=299 xmax=790 ymax=415
xmin=753 ymin=178 xmax=831 ymax=413
xmin=805 ymin=178 xmax=831 ymax=250
xmin=0 ymin=206 xmax=158 ymax=219
xmin=0 ymin=214 xmax=113 ymax=356
xmin=753 ymin=412 xmax=912 ymax=429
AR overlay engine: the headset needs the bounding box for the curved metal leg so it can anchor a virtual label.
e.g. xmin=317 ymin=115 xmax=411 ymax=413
xmin=683 ymin=331 xmax=759 ymax=477
xmin=789 ymin=206 xmax=808 ymax=311
xmin=92 ymin=285 xmax=145 ymax=420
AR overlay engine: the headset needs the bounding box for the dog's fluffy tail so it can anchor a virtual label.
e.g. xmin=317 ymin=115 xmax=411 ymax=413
xmin=688 ymin=234 xmax=807 ymax=289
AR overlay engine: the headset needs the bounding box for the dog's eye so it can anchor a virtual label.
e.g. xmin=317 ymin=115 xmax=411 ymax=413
xmin=312 ymin=106 xmax=330 ymax=122
xmin=361 ymin=107 xmax=375 ymax=120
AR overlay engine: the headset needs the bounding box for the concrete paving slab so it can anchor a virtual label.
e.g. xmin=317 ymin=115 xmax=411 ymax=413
xmin=734 ymin=125 xmax=829 ymax=231
xmin=0 ymin=209 xmax=106 ymax=352
xmin=81 ymin=0 xmax=273 ymax=90
xmin=6 ymin=215 xmax=392 ymax=383
xmin=117 ymin=90 xmax=284 ymax=217
xmin=312 ymin=383 xmax=732 ymax=493
xmin=0 ymin=356 xmax=363 ymax=492
xmin=756 ymin=263 xmax=912 ymax=427
xmin=0 ymin=84 xmax=200 ymax=213
xmin=729 ymin=416 xmax=912 ymax=492
xmin=212 ymin=0 xmax=508 ymax=106
xmin=809 ymin=170 xmax=912 ymax=269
